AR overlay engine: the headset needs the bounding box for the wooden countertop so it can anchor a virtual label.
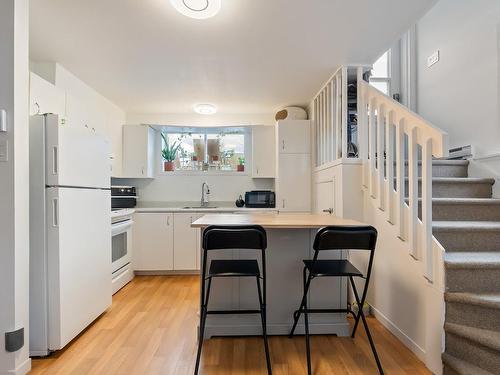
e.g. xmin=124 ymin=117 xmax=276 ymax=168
xmin=191 ymin=213 xmax=366 ymax=229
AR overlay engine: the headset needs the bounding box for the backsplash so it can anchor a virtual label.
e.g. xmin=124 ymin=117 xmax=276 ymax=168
xmin=113 ymin=174 xmax=274 ymax=202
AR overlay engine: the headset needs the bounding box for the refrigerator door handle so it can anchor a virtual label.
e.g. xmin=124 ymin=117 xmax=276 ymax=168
xmin=52 ymin=146 xmax=58 ymax=175
xmin=52 ymin=198 xmax=59 ymax=227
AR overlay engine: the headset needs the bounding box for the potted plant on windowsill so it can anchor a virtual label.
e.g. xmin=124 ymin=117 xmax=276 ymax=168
xmin=161 ymin=133 xmax=183 ymax=172
xmin=237 ymin=156 xmax=245 ymax=172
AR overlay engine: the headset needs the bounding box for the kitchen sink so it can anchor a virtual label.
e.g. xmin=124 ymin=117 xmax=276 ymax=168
xmin=182 ymin=206 xmax=219 ymax=209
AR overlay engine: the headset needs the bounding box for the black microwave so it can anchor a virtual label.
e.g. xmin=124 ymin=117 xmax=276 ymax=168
xmin=245 ymin=190 xmax=275 ymax=208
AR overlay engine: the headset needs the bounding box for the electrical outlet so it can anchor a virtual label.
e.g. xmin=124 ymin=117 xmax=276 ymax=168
xmin=427 ymin=50 xmax=440 ymax=67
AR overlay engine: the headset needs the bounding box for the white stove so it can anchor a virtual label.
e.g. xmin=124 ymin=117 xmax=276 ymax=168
xmin=111 ymin=208 xmax=135 ymax=294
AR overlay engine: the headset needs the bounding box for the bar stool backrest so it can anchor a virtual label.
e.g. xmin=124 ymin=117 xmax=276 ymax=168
xmin=203 ymin=225 xmax=267 ymax=251
xmin=313 ymin=225 xmax=377 ymax=252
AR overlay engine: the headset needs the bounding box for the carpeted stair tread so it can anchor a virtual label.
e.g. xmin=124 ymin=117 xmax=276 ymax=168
xmin=402 ymin=177 xmax=494 ymax=184
xmin=445 ymin=323 xmax=500 ymax=352
xmin=445 ymin=292 xmax=500 ymax=310
xmin=444 ymin=252 xmax=500 ymax=269
xmin=442 ymin=353 xmax=495 ymax=375
xmin=430 ymin=198 xmax=500 ymax=205
xmin=433 ymin=221 xmax=500 ymax=231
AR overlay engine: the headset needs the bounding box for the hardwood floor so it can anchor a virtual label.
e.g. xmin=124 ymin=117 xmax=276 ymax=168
xmin=30 ymin=276 xmax=431 ymax=375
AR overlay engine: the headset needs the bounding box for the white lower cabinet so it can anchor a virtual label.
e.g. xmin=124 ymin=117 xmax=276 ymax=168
xmin=173 ymin=213 xmax=202 ymax=271
xmin=132 ymin=213 xmax=174 ymax=271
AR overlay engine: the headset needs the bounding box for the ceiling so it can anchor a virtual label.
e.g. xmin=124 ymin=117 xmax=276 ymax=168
xmin=30 ymin=0 xmax=436 ymax=115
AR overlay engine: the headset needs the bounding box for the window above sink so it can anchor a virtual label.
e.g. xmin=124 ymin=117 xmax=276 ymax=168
xmin=158 ymin=126 xmax=249 ymax=174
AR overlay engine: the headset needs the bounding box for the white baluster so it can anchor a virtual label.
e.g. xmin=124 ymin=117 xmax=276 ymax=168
xmin=368 ymin=98 xmax=376 ymax=198
xmin=408 ymin=126 xmax=419 ymax=259
xmin=385 ymin=110 xmax=394 ymax=224
xmin=314 ymin=97 xmax=318 ymax=167
xmin=421 ymin=137 xmax=433 ymax=282
xmin=395 ymin=118 xmax=405 ymax=240
xmin=341 ymin=67 xmax=348 ymax=158
xmin=336 ymin=74 xmax=342 ymax=159
xmin=323 ymin=86 xmax=328 ymax=163
xmin=330 ymin=79 xmax=335 ymax=162
xmin=358 ymin=67 xmax=368 ymax=187
xmin=377 ymin=104 xmax=385 ymax=211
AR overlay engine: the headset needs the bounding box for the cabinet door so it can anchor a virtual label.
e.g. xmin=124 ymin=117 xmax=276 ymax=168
xmin=132 ymin=213 xmax=173 ymax=271
xmin=315 ymin=180 xmax=335 ymax=215
xmin=173 ymin=213 xmax=200 ymax=271
xmin=122 ymin=125 xmax=155 ymax=178
xmin=252 ymin=126 xmax=276 ymax=178
xmin=278 ymin=153 xmax=311 ymax=212
xmin=277 ymin=120 xmax=310 ymax=154
xmin=30 ymin=73 xmax=66 ymax=119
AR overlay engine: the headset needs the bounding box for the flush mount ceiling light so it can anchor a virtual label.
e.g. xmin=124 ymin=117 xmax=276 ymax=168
xmin=170 ymin=0 xmax=221 ymax=19
xmin=194 ymin=103 xmax=217 ymax=115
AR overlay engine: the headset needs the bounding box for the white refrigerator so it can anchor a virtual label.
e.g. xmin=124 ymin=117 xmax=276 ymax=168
xmin=29 ymin=114 xmax=112 ymax=356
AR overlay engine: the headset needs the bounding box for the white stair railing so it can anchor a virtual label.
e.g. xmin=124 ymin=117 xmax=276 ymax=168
xmin=358 ymin=80 xmax=449 ymax=282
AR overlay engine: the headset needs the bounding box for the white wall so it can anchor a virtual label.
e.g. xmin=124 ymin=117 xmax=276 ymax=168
xmin=361 ymin=192 xmax=445 ymax=375
xmin=416 ymin=0 xmax=500 ymax=159
xmin=117 ymin=174 xmax=274 ymax=203
xmin=120 ymin=113 xmax=276 ymax=202
xmin=0 ymin=0 xmax=31 ymax=374
xmin=30 ymin=62 xmax=126 ymax=176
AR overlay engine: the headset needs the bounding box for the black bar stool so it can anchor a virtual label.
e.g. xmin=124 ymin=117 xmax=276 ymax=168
xmin=289 ymin=225 xmax=384 ymax=375
xmin=194 ymin=225 xmax=272 ymax=375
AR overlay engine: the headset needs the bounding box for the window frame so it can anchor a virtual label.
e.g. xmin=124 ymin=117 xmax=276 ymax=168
xmin=370 ymin=49 xmax=392 ymax=96
xmin=156 ymin=126 xmax=251 ymax=176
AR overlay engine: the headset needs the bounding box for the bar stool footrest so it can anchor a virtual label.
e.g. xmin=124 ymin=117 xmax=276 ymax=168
xmin=207 ymin=309 xmax=262 ymax=315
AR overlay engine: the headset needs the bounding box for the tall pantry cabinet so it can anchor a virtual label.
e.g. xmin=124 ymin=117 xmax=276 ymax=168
xmin=275 ymin=120 xmax=311 ymax=212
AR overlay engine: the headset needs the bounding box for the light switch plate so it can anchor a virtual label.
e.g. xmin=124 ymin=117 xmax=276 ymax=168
xmin=0 ymin=110 xmax=6 ymax=132
xmin=427 ymin=50 xmax=440 ymax=67
xmin=0 ymin=140 xmax=8 ymax=162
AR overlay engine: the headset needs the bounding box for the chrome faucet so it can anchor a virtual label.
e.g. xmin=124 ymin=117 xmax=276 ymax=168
xmin=201 ymin=182 xmax=210 ymax=207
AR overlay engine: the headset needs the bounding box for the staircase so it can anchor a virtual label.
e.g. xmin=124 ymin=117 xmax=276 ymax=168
xmin=428 ymin=160 xmax=500 ymax=375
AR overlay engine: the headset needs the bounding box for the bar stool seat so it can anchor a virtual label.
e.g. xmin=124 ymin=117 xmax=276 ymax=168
xmin=209 ymin=259 xmax=261 ymax=277
xmin=303 ymin=259 xmax=363 ymax=277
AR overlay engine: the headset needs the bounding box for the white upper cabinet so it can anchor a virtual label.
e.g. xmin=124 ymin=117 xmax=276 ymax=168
xmin=29 ymin=73 xmax=66 ymax=120
xmin=252 ymin=126 xmax=276 ymax=178
xmin=122 ymin=125 xmax=156 ymax=178
xmin=277 ymin=120 xmax=311 ymax=154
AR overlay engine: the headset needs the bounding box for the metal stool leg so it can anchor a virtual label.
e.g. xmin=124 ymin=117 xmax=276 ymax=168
xmin=194 ymin=277 xmax=212 ymax=375
xmin=256 ymin=277 xmax=272 ymax=375
xmin=289 ymin=267 xmax=313 ymax=338
xmin=349 ymin=277 xmax=384 ymax=375
xmin=303 ymin=278 xmax=312 ymax=375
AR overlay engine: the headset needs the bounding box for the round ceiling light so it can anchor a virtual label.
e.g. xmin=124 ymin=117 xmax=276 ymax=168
xmin=194 ymin=103 xmax=217 ymax=115
xmin=170 ymin=0 xmax=221 ymax=19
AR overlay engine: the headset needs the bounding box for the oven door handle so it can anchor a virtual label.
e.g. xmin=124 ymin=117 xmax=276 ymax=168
xmin=112 ymin=220 xmax=134 ymax=236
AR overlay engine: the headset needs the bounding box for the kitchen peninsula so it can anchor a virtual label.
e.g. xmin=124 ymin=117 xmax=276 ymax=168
xmin=191 ymin=213 xmax=366 ymax=338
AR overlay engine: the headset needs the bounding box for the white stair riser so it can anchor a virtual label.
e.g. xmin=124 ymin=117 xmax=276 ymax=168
xmin=446 ymin=301 xmax=500 ymax=332
xmin=446 ymin=268 xmax=500 ymax=293
xmin=445 ymin=332 xmax=500 ymax=374
xmin=434 ymin=230 xmax=500 ymax=252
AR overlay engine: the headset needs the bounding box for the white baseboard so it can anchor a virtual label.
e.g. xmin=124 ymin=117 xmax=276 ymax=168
xmin=370 ymin=305 xmax=426 ymax=362
xmin=0 ymin=357 xmax=31 ymax=375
